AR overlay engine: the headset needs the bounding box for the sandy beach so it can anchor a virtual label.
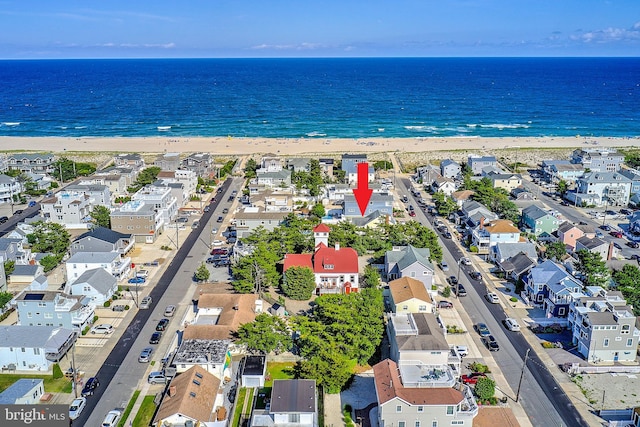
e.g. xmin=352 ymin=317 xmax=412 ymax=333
xmin=0 ymin=135 xmax=638 ymax=157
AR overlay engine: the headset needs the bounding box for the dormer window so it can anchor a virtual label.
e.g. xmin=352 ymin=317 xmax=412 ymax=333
xmin=324 ymin=264 xmax=334 ymax=270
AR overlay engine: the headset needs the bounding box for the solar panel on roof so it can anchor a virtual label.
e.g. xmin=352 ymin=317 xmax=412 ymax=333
xmin=23 ymin=293 xmax=45 ymax=300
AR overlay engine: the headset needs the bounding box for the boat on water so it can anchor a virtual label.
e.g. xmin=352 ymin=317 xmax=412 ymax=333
xmin=157 ymin=126 xmax=171 ymax=131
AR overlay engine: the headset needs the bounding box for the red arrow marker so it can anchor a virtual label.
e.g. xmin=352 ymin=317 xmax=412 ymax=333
xmin=353 ymin=162 xmax=373 ymax=216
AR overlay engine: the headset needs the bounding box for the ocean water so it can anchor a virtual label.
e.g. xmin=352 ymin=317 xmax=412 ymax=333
xmin=0 ymin=57 xmax=638 ymax=139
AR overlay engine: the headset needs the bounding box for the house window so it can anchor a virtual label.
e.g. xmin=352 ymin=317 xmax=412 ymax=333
xmin=603 ymin=338 xmax=609 ymax=347
xmin=34 ymin=348 xmax=40 ymax=355
xmin=558 ymin=308 xmax=565 ymax=316
xmin=432 ymin=422 xmax=438 ymax=427
xmin=21 ymin=348 xmax=26 ymax=352
xmin=44 ymin=313 xmax=53 ymax=319
xmin=627 ymin=339 xmax=634 ymax=347
xmin=398 ymin=422 xmax=405 ymax=427
xmin=410 ymin=271 xmax=416 ymax=277
xmin=451 ymin=422 xmax=464 ymax=426
xmin=417 ymin=406 xmax=424 ymax=413
xmin=403 ymin=305 xmax=408 ymax=311
xmin=415 ymin=422 xmax=420 ymax=427
xmin=621 ymin=325 xmax=630 ymax=334
xmin=447 ymin=406 xmax=454 ymax=415
xmin=396 ymin=405 xmax=402 ymax=413
xmin=289 ymin=414 xmax=300 ymax=423
xmin=418 ymin=305 xmax=427 ymax=312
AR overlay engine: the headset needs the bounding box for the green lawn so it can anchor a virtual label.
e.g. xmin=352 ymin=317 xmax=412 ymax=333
xmin=264 ymin=362 xmax=295 ymax=387
xmin=232 ymin=388 xmax=248 ymax=427
xmin=117 ymin=390 xmax=141 ymax=427
xmin=0 ymin=374 xmax=71 ymax=393
xmin=132 ymin=395 xmax=156 ymax=427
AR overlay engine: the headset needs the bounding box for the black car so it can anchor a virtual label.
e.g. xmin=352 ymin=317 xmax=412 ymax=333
xmin=13 ymin=209 xmax=23 ymax=215
xmin=149 ymin=331 xmax=162 ymax=344
xmin=599 ymin=224 xmax=611 ymax=231
xmin=0 ymin=216 xmax=8 ymax=223
xmin=482 ymin=335 xmax=500 ymax=351
xmin=453 ymin=284 xmax=467 ymax=297
xmin=626 ymin=241 xmax=640 ymax=249
xmin=81 ymin=377 xmax=100 ymax=397
xmin=217 ymin=216 xmax=223 ymax=223
xmin=222 ymin=208 xmax=229 ymax=214
xmin=156 ymin=318 xmax=170 ymax=331
xmin=469 ymin=271 xmax=482 ymax=281
xmin=447 ymin=276 xmax=458 ymax=285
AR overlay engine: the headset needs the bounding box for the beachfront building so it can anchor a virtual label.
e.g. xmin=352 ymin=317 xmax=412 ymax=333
xmin=318 ymin=158 xmax=334 ymax=178
xmin=0 ymin=326 xmax=76 ymax=371
xmin=65 ymin=251 xmax=131 ymax=283
xmin=40 ymin=191 xmax=93 ymax=229
xmin=342 ymin=153 xmax=375 ymax=185
xmin=486 ymin=172 xmax=523 ymax=192
xmin=0 ymin=175 xmax=22 ymax=204
xmin=114 ymin=153 xmax=145 ymax=169
xmin=343 ymin=192 xmax=393 ymax=218
xmin=132 ymin=185 xmax=178 ymax=223
xmin=541 ymin=160 xmax=585 ymax=184
xmin=154 ymin=152 xmax=181 ymax=171
xmin=373 ymin=359 xmax=478 ymax=427
xmin=110 ymin=200 xmax=164 ymax=244
xmin=568 ymin=288 xmax=640 ymax=363
xmin=283 ymin=224 xmax=359 ymax=295
xmin=619 ymin=168 xmax=640 ymax=198
xmin=570 ymin=171 xmax=632 ymax=207
xmin=440 ymin=159 xmax=462 ymax=179
xmin=571 ymin=148 xmax=625 ymax=173
xmin=287 ymin=157 xmax=311 ymax=173
xmin=7 ymin=153 xmax=55 ymax=174
xmin=0 ymin=155 xmax=7 ymax=173
xmin=468 ymin=155 xmax=497 ymax=175
xmin=521 ymin=204 xmax=561 ymax=236
xmin=181 ymin=152 xmax=214 ymax=177
xmin=14 ymin=290 xmax=94 ymax=332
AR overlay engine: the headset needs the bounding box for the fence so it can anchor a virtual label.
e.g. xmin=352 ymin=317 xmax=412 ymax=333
xmin=566 ymin=363 xmax=640 ymax=375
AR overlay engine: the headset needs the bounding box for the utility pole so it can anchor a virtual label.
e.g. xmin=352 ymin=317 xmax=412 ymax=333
xmin=71 ymin=342 xmax=78 ymax=398
xmin=516 ymin=348 xmax=530 ymax=402
xmin=456 ymin=259 xmax=462 ymax=297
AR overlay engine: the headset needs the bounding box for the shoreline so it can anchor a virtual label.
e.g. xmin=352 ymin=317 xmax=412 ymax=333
xmin=0 ymin=136 xmax=638 ymax=156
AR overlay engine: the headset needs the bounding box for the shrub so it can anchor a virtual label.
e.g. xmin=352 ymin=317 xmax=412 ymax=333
xmin=92 ymin=315 xmax=99 ymax=323
xmin=470 ymin=245 xmax=479 ymax=253
xmin=446 ymin=325 xmax=465 ymax=334
xmin=475 ymin=377 xmax=496 ymax=401
xmin=442 ymin=286 xmax=452 ymax=298
xmin=82 ymin=326 xmax=90 ymax=336
xmin=469 ymin=362 xmax=491 ymax=374
xmin=124 ymin=305 xmax=130 ymax=310
xmin=103 ymin=300 xmax=111 ymax=307
xmin=52 ymin=363 xmax=63 ymax=379
xmin=510 ymin=296 xmax=518 ymax=302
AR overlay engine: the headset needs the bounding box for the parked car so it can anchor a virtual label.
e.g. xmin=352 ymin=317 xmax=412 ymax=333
xmin=13 ymin=209 xmax=23 ymax=215
xmin=101 ymin=409 xmax=122 ymax=427
xmin=222 ymin=208 xmax=229 ymax=214
xmin=148 ymin=371 xmax=168 ymax=385
xmin=28 ymin=200 xmax=37 ymax=207
xmin=626 ymin=241 xmax=640 ymax=249
xmin=217 ymin=216 xmax=223 ymax=223
xmin=149 ymin=331 xmax=162 ymax=344
xmin=482 ymin=335 xmax=500 ymax=351
xmin=452 ymin=283 xmax=467 ymax=297
xmin=111 ymin=304 xmax=126 ymax=312
xmin=469 ymin=271 xmax=482 ymax=281
xmin=69 ymin=397 xmax=87 ymax=420
xmin=461 ymin=372 xmax=486 ymax=384
xmin=81 ymin=377 xmax=100 ymax=397
xmin=0 ymin=216 xmax=8 ymax=223
xmin=408 ymin=210 xmax=416 ymax=217
xmin=437 ymin=300 xmax=453 ymax=309
xmin=599 ymin=224 xmax=611 ymax=231
xmin=614 ymin=242 xmax=622 ymax=249
xmin=139 ymin=296 xmax=152 ymax=309
xmin=138 ymin=347 xmax=153 ymax=363
xmin=447 ymin=276 xmax=458 ymax=285
xmin=164 ymin=305 xmax=176 ymax=317
xmin=610 ymin=230 xmax=623 ymax=238
xmin=211 ymin=248 xmax=228 ymax=255
xmin=156 ymin=318 xmax=170 ymax=331
xmin=443 ymin=231 xmax=452 ymax=239
xmin=136 ymin=270 xmax=149 ymax=278
xmin=503 ymin=318 xmax=521 ymax=332
xmin=204 ymin=206 xmax=210 ymax=212
xmin=475 ymin=323 xmax=491 ymax=337
xmin=595 ymin=231 xmax=605 ymax=239
xmin=90 ymin=324 xmax=114 ymax=335
xmin=212 ymin=239 xmax=224 ymax=246
xmin=455 ymin=345 xmax=469 ymax=357
xmin=176 ymin=216 xmax=188 ymax=223
xmin=440 ymin=261 xmax=449 ymax=271
xmin=485 ymin=292 xmax=500 ymax=304
xmin=460 ymin=257 xmax=471 ymax=266
xmin=128 ymin=276 xmax=145 ymax=284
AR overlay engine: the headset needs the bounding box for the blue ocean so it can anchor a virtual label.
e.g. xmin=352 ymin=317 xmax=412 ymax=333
xmin=0 ymin=57 xmax=638 ymax=138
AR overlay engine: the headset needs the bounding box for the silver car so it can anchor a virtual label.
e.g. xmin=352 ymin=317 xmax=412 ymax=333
xmin=138 ymin=347 xmax=153 ymax=363
xmin=140 ymin=296 xmax=152 ymax=309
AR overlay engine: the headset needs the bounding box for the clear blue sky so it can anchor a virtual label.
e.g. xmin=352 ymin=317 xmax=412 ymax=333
xmin=1 ymin=0 xmax=638 ymax=58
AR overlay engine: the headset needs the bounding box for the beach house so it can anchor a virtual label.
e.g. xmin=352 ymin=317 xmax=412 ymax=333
xmin=110 ymin=200 xmax=164 ymax=244
xmin=571 ymin=172 xmax=632 ymax=207
xmin=14 ymin=290 xmax=94 ymax=332
xmin=385 ymin=245 xmax=435 ymax=290
xmin=40 ymin=191 xmax=93 ymax=229
xmin=521 ymin=205 xmax=561 ymax=237
xmin=7 ymin=153 xmax=55 ymax=174
xmin=571 ymin=148 xmax=625 ymax=173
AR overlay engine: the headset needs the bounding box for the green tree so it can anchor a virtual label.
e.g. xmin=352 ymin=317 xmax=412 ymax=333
xmin=27 ymin=222 xmax=71 ymax=258
xmin=545 ymin=241 xmax=567 ymax=261
xmin=194 ymin=262 xmax=210 ymax=282
xmin=575 ymin=249 xmax=610 ymax=287
xmin=612 ymin=264 xmax=640 ymax=315
xmin=361 ymin=265 xmax=380 ymax=288
xmin=90 ymin=205 xmax=111 ymax=228
xmin=310 ymin=203 xmax=326 ymax=219
xmin=231 ymin=241 xmax=281 ymax=293
xmin=127 ymin=166 xmax=161 ymax=193
xmin=244 ymin=158 xmax=258 ymax=179
xmin=475 ymin=377 xmax=496 ymax=401
xmin=0 ymin=291 xmax=13 ymax=309
xmin=3 ymin=260 xmax=15 ymax=276
xmin=237 ymin=313 xmax=292 ymax=354
xmin=39 ymin=255 xmax=60 ymax=273
xmin=296 ymin=345 xmax=353 ymax=394
xmin=432 ymin=191 xmax=457 ymax=217
xmin=52 ymin=158 xmax=96 ymax=182
xmin=373 ymin=160 xmax=392 ymax=171
xmin=282 ymin=266 xmax=316 ymax=300
xmin=557 ymin=179 xmax=569 ymax=195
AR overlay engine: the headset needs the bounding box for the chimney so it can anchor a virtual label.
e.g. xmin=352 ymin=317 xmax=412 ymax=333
xmin=479 ymin=216 xmax=485 ymax=229
xmin=607 ymin=242 xmax=614 ymax=261
xmin=335 ymin=242 xmax=340 ymax=251
xmin=168 ymin=385 xmax=177 ymax=397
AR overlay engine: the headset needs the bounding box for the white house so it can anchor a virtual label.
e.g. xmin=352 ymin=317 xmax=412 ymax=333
xmin=40 ymin=191 xmax=93 ymax=229
xmin=0 ymin=326 xmax=76 ymax=371
xmin=67 ymin=268 xmax=117 ymax=307
xmin=66 ymin=251 xmax=130 ymax=283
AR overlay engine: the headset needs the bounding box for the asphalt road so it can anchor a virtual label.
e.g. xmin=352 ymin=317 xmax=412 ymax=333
xmin=399 ymin=177 xmax=587 ymax=427
xmin=0 ymin=202 xmax=42 ymax=236
xmin=78 ymin=178 xmax=236 ymax=426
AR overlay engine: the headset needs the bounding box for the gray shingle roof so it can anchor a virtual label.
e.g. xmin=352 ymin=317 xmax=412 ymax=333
xmin=75 ymin=227 xmax=132 ymax=244
xmin=0 ymin=326 xmax=74 ymax=351
xmin=73 ymin=268 xmax=117 ymax=294
xmin=386 ymin=245 xmax=433 ymax=271
xmin=67 ymin=252 xmax=119 ymax=264
xmin=0 ymin=379 xmax=43 ymax=404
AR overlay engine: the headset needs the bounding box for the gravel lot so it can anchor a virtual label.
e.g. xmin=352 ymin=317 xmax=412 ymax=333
xmin=573 ymin=372 xmax=640 ymax=410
